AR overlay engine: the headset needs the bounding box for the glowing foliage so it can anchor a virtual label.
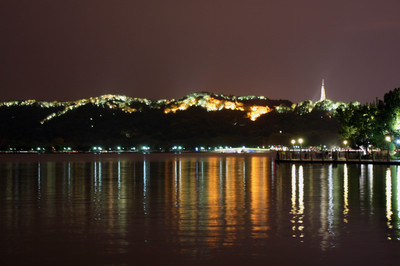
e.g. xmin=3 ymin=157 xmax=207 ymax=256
xmin=164 ymin=96 xmax=246 ymax=113
xmin=2 ymin=93 xmax=277 ymax=123
xmin=39 ymin=95 xmax=143 ymax=124
xmin=163 ymin=94 xmax=271 ymax=120
xmin=246 ymin=106 xmax=272 ymax=121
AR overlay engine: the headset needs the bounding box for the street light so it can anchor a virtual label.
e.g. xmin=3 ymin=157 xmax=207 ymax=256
xmin=343 ymin=140 xmax=348 ymax=160
xmin=298 ymin=138 xmax=303 ymax=160
xmin=386 ymin=136 xmax=391 ymax=161
xmin=291 ymin=139 xmax=296 ymax=159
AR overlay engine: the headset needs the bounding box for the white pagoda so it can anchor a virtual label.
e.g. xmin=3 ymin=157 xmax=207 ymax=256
xmin=320 ymin=79 xmax=326 ymax=101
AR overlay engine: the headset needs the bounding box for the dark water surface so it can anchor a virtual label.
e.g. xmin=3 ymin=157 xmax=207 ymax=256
xmin=1 ymin=153 xmax=400 ymax=265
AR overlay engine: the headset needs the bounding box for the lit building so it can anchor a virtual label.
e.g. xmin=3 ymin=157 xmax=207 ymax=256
xmin=320 ymin=79 xmax=326 ymax=101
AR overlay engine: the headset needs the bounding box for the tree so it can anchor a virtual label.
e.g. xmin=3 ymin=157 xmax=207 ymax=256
xmin=383 ymin=88 xmax=400 ymax=139
xmin=294 ymin=100 xmax=314 ymax=115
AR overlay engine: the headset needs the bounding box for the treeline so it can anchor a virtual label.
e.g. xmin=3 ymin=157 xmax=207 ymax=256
xmin=335 ymin=88 xmax=400 ymax=151
xmin=1 ymin=88 xmax=398 ymax=152
xmin=0 ymin=99 xmax=338 ymax=151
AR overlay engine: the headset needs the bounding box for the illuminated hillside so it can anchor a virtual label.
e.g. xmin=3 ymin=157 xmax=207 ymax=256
xmin=0 ymin=92 xmax=288 ymax=123
xmin=38 ymin=94 xmax=161 ymax=124
xmin=0 ymin=92 xmax=348 ymax=150
xmin=164 ymin=92 xmax=275 ymax=121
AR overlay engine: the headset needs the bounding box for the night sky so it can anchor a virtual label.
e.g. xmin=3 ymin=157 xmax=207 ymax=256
xmin=1 ymin=0 xmax=400 ymax=103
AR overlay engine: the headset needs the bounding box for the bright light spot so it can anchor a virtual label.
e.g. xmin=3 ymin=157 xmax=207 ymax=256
xmin=247 ymin=105 xmax=271 ymax=121
xmin=395 ymin=115 xmax=400 ymax=130
xmin=164 ymin=95 xmax=271 ymax=121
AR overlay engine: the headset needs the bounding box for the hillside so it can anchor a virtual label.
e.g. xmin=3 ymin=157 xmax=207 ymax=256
xmin=0 ymin=92 xmax=340 ymax=151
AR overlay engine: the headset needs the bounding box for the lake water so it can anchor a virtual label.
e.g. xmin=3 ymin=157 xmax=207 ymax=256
xmin=1 ymin=153 xmax=400 ymax=265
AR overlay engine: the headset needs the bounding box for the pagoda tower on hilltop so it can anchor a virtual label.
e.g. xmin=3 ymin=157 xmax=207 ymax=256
xmin=320 ymin=79 xmax=326 ymax=101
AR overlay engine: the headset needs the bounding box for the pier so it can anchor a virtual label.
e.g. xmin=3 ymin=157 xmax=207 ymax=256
xmin=275 ymin=150 xmax=400 ymax=165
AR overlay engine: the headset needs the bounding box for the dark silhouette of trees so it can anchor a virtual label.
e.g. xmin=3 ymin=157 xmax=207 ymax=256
xmin=2 ymin=89 xmax=400 ymax=151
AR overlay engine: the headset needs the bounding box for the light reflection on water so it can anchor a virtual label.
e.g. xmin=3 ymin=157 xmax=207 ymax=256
xmin=1 ymin=153 xmax=400 ymax=264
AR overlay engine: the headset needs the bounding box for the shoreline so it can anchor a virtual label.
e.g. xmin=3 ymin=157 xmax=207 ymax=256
xmin=275 ymin=158 xmax=400 ymax=165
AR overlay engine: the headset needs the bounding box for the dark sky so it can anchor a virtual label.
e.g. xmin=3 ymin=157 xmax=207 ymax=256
xmin=1 ymin=0 xmax=400 ymax=103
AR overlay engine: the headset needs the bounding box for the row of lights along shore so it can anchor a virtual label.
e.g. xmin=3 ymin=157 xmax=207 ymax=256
xmin=288 ymin=135 xmax=397 ymax=162
xmin=4 ymin=135 xmax=400 ymax=157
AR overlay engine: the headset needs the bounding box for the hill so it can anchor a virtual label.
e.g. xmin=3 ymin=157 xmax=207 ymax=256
xmin=0 ymin=92 xmax=340 ymax=151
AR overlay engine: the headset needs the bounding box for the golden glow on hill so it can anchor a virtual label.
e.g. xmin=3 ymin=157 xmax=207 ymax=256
xmin=1 ymin=93 xmax=276 ymax=123
xmin=247 ymin=106 xmax=272 ymax=121
xmin=164 ymin=95 xmax=271 ymax=121
xmin=164 ymin=96 xmax=246 ymax=113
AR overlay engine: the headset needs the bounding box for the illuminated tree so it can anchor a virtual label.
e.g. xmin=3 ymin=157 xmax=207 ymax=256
xmin=383 ymin=88 xmax=400 ymax=137
xmin=294 ymin=100 xmax=314 ymax=115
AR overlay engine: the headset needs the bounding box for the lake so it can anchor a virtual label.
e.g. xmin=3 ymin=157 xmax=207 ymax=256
xmin=1 ymin=153 xmax=400 ymax=265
